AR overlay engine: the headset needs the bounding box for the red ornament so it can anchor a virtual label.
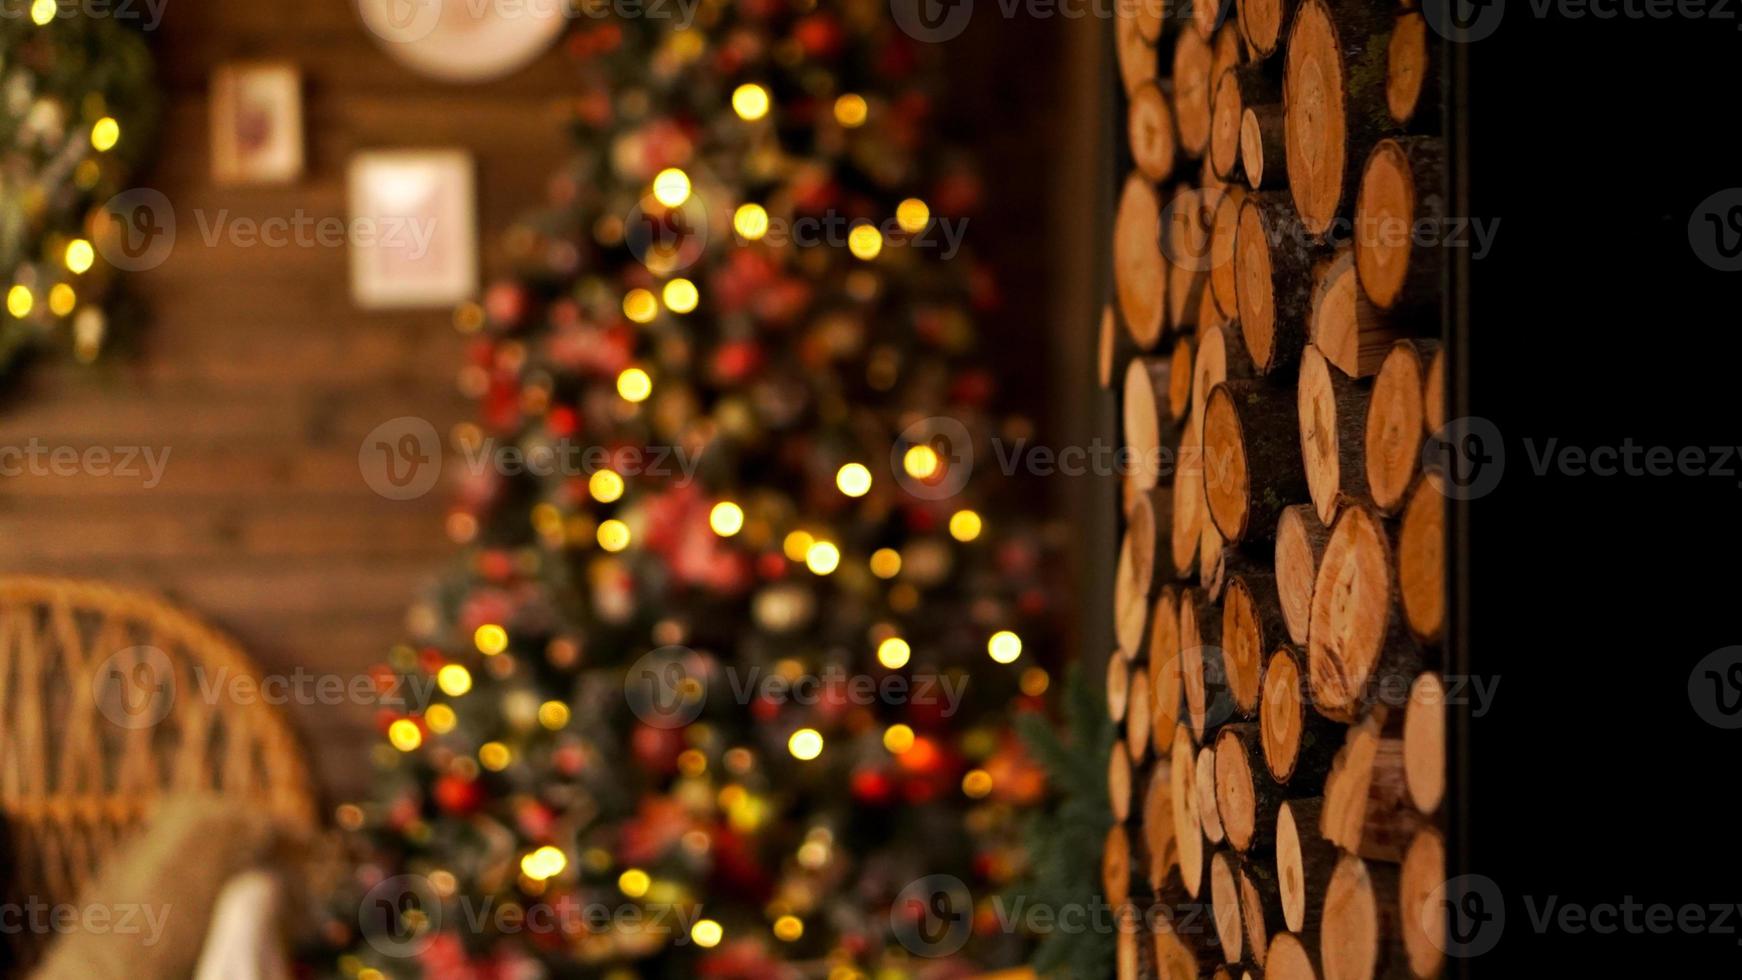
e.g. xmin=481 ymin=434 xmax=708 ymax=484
xmin=433 ymin=774 xmax=484 ymax=816
xmin=484 ymin=282 xmax=528 ymax=327
xmin=631 ymin=723 xmax=686 ymax=775
xmin=850 ymin=767 xmax=895 ymax=806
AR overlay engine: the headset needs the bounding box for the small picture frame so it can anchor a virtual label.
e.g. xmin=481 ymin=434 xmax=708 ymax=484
xmin=347 ymin=150 xmax=478 ymax=310
xmin=210 ymin=62 xmax=305 ymax=185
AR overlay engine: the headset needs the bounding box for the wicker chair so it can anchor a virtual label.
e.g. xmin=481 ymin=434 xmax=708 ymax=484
xmin=0 ymin=577 xmax=318 ymax=965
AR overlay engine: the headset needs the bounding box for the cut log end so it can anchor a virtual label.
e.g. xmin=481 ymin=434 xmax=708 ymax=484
xmin=1214 ymin=723 xmax=1277 ymax=852
xmin=1116 ymin=175 xmax=1168 ymax=350
xmin=1387 ymin=11 xmax=1430 ymax=127
xmin=1109 ymin=652 xmax=1131 ymax=723
xmin=1355 ymin=138 xmax=1445 ymax=311
xmin=1311 ymin=242 xmax=1399 ymax=379
xmin=1308 ymin=506 xmax=1415 ymax=723
xmin=1239 ymin=0 xmax=1291 ymax=58
xmin=1128 ymin=661 xmax=1154 ymax=764
xmin=1210 ymin=851 xmax=1246 ymax=963
xmin=1150 ymin=586 xmax=1184 ymax=746
xmin=1365 ymin=341 xmax=1437 ymax=515
xmin=1131 ymin=80 xmax=1179 ymax=183
xmin=1144 ymin=759 xmax=1179 ymax=888
xmin=1283 ymin=0 xmax=1349 ymax=237
xmin=1403 ymin=671 xmax=1446 ymax=814
xmin=1205 ymin=380 xmax=1307 ymax=543
xmin=1173 ymin=28 xmax=1215 ymax=157
xmin=1111 ymin=741 xmax=1134 ymax=822
xmin=1116 ymin=6 xmax=1159 ymax=97
xmin=1267 ymin=931 xmax=1318 ymax=980
xmin=1115 ymin=493 xmax=1158 ymax=660
xmin=1171 ymin=436 xmax=1206 ymax=578
xmin=1401 ymin=827 xmax=1446 ymax=979
xmin=1275 ymin=504 xmax=1329 ymax=647
xmin=1322 ymin=853 xmax=1399 ymax=980
xmin=1298 ymin=344 xmax=1368 ymax=529
xmin=1170 ymin=725 xmax=1207 ymax=899
xmin=1260 ymin=646 xmax=1307 ymax=782
xmin=1398 ymin=480 xmax=1445 ymax=645
xmin=1197 ymin=744 xmax=1226 ymax=845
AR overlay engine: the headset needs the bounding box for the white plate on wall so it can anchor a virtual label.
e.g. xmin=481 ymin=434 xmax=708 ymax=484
xmin=357 ymin=0 xmax=568 ymax=83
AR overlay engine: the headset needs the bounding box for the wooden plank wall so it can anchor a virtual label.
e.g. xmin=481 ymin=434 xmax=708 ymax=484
xmin=0 ymin=0 xmax=575 ymax=801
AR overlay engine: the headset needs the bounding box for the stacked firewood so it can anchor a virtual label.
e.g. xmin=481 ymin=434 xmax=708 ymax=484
xmin=1101 ymin=1 xmax=1447 ymax=977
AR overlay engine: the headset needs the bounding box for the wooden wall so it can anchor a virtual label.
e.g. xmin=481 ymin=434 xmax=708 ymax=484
xmin=0 ymin=0 xmax=576 ymax=801
xmin=0 ymin=4 xmax=1090 ymax=804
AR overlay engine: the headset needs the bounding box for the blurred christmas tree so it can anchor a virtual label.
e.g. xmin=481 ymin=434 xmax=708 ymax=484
xmin=314 ymin=2 xmax=1061 ymax=978
xmin=0 ymin=6 xmax=157 ymax=371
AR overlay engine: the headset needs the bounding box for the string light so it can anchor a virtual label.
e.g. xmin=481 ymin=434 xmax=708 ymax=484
xmin=617 ymin=367 xmax=653 ymax=403
xmin=870 ymin=548 xmax=902 ymax=579
xmin=589 ymin=469 xmax=626 ymax=503
xmin=618 ymin=869 xmax=651 ymax=898
xmin=877 ymin=637 xmax=911 ymax=670
xmin=622 ymin=288 xmax=659 ymax=323
xmin=804 ymin=540 xmax=840 ymax=575
xmin=988 ymin=630 xmax=1023 ymax=664
xmin=949 ymin=510 xmax=983 ymax=542
xmin=709 ymin=501 xmax=745 ymax=536
xmin=387 ymin=719 xmax=422 ymax=752
xmin=65 ymin=239 xmax=95 ymax=274
xmin=896 ymin=198 xmax=931 ymax=234
xmin=847 ymin=224 xmax=883 ymax=261
xmin=90 ymin=117 xmax=120 ymax=152
xmin=520 ymin=846 xmax=567 ymax=881
xmin=788 ymin=728 xmax=824 ymax=760
xmin=7 ymin=286 xmax=34 ymax=319
xmin=834 ymin=94 xmax=868 ymax=127
xmin=436 ymin=664 xmax=473 ymax=697
xmin=662 ymin=278 xmax=699 ymax=313
xmin=734 ymin=203 xmax=769 ymax=241
xmin=773 ymin=915 xmax=804 ymax=942
xmin=425 ymin=704 xmax=456 ymax=734
xmin=598 ymin=519 xmax=631 ymax=552
xmin=479 ymin=742 xmax=512 ymax=771
xmin=538 ymin=701 xmax=571 ymax=729
xmin=903 ymin=444 xmax=940 ymax=479
xmin=732 ymin=83 xmax=770 ymax=121
xmin=783 ymin=530 xmax=815 ymax=561
xmin=1021 ymin=667 xmax=1051 ymax=697
xmin=30 ymin=0 xmax=54 ymax=25
xmin=691 ymin=919 xmax=724 ymax=948
xmin=474 ymin=624 xmax=509 ymax=656
xmin=835 ymin=463 xmax=872 ymax=497
xmin=48 ymin=284 xmax=76 ymax=317
xmin=652 ymin=168 xmax=691 ymax=207
xmin=883 ymin=724 xmax=915 ymax=754
xmin=962 ymin=769 xmax=994 ymax=799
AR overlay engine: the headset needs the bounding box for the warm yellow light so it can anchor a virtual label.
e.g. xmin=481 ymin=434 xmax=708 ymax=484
xmin=29 ymin=0 xmax=54 ymax=25
xmin=903 ymin=444 xmax=940 ymax=479
xmin=48 ymin=284 xmax=76 ymax=317
xmin=734 ymin=203 xmax=769 ymax=241
xmin=691 ymin=919 xmax=724 ymax=948
xmin=652 ymin=168 xmax=692 ymax=208
xmin=988 ymin=630 xmax=1023 ymax=664
xmin=877 ymin=637 xmax=911 ymax=670
xmin=896 ymin=198 xmax=931 ymax=234
xmin=617 ymin=367 xmax=653 ymax=403
xmin=65 ymin=239 xmax=96 ymax=274
xmin=623 ymin=288 xmax=659 ymax=324
xmin=618 ymin=868 xmax=651 ymax=898
xmin=783 ymin=530 xmax=815 ymax=562
xmin=773 ymin=915 xmax=804 ymax=942
xmin=425 ymin=704 xmax=457 ymax=734
xmin=732 ymin=83 xmax=771 ymax=121
xmin=870 ymin=548 xmax=902 ymax=579
xmin=804 ymin=541 xmax=841 ymax=575
xmin=436 ymin=664 xmax=473 ymax=697
xmin=387 ymin=719 xmax=423 ymax=752
xmin=590 ymin=469 xmax=626 ymax=503
xmin=662 ymin=278 xmax=699 ymax=313
xmin=7 ymin=286 xmax=34 ymax=319
xmin=709 ymin=501 xmax=745 ymax=537
xmin=479 ymin=741 xmax=512 ymax=771
xmin=949 ymin=510 xmax=983 ymax=542
xmin=962 ymin=769 xmax=994 ymax=799
xmin=520 ymin=846 xmax=567 ymax=881
xmin=788 ymin=728 xmax=824 ymax=760
xmin=538 ymin=700 xmax=571 ymax=730
xmin=836 ymin=463 xmax=872 ymax=498
xmin=90 ymin=117 xmax=120 ymax=152
xmin=475 ymin=624 xmax=509 ymax=656
xmin=883 ymin=724 xmax=915 ymax=754
xmin=834 ymin=94 xmax=869 ymax=128
xmin=598 ymin=519 xmax=631 ymax=552
xmin=847 ymin=224 xmax=883 ymax=261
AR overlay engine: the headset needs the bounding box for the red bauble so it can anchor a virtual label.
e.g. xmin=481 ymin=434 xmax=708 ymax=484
xmin=484 ymin=282 xmax=528 ymax=327
xmin=433 ymin=774 xmax=484 ymax=816
xmin=631 ymin=723 xmax=686 ymax=774
xmin=850 ymin=768 xmax=895 ymax=805
xmin=792 ymin=13 xmax=843 ymax=59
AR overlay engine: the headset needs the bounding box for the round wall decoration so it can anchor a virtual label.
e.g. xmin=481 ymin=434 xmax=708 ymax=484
xmin=356 ymin=0 xmax=568 ymax=83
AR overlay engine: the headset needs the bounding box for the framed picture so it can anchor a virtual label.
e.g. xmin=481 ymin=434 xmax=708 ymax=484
xmin=347 ymin=150 xmax=478 ymax=310
xmin=210 ymin=62 xmax=304 ymax=184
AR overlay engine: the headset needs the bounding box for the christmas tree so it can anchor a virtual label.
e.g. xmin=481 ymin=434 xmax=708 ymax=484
xmin=0 ymin=7 xmax=157 ymax=371
xmin=316 ymin=2 xmax=1058 ymax=977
